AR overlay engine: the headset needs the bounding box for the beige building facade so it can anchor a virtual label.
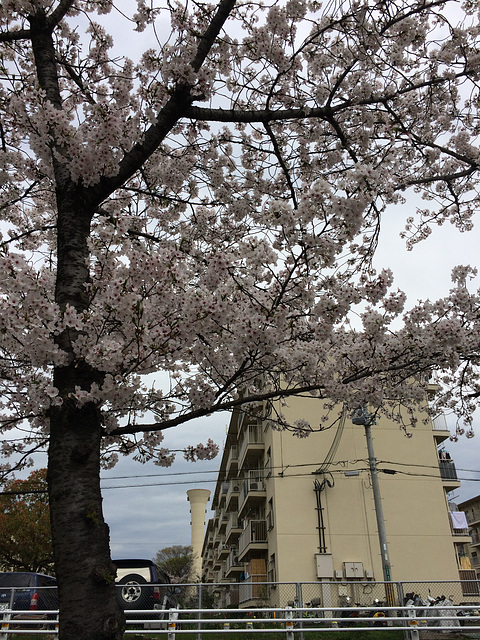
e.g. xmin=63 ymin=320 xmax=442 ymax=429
xmin=202 ymin=393 xmax=473 ymax=606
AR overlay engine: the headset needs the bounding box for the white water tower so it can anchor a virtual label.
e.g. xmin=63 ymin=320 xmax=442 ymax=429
xmin=186 ymin=488 xmax=211 ymax=582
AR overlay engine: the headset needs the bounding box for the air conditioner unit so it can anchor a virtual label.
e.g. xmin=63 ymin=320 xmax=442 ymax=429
xmin=250 ymin=482 xmax=258 ymax=490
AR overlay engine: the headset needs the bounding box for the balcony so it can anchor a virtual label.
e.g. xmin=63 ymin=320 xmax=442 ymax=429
xmin=450 ymin=510 xmax=470 ymax=540
xmin=218 ymin=482 xmax=229 ymax=506
xmin=438 ymin=458 xmax=460 ymax=490
xmin=238 ymin=423 xmax=265 ymax=469
xmin=214 ymin=568 xmax=228 ymax=582
xmin=217 ymin=542 xmax=230 ymax=561
xmin=225 ymin=550 xmax=243 ymax=577
xmin=203 ymin=551 xmax=214 ymax=570
xmin=226 ymin=513 xmax=243 ymax=545
xmin=450 ymin=524 xmax=471 ymax=542
xmin=203 ymin=566 xmax=214 ymax=582
xmin=226 ymin=481 xmax=240 ymax=511
xmin=238 ymin=520 xmax=268 ymax=562
xmin=218 ymin=510 xmax=229 ymax=533
xmin=238 ymin=474 xmax=267 ymax=518
xmin=432 ymin=413 xmax=450 ymax=443
xmin=226 ymin=445 xmax=239 ymax=479
xmin=466 ymin=509 xmax=480 ymax=527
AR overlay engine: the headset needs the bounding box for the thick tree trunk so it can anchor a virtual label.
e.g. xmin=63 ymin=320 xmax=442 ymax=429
xmin=47 ymin=180 xmax=125 ymax=638
xmin=48 ymin=389 xmax=125 ymax=640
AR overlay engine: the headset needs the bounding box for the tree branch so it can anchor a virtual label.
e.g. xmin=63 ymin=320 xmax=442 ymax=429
xmin=87 ymin=0 xmax=237 ymax=208
xmin=46 ymin=0 xmax=76 ymax=30
xmin=107 ymin=383 xmax=326 ymax=437
xmin=264 ymin=122 xmax=298 ymax=209
xmin=0 ymin=29 xmax=31 ymax=42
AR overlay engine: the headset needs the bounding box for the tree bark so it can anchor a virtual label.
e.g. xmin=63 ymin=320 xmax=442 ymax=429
xmin=48 ymin=391 xmax=125 ymax=640
xmin=48 ymin=184 xmax=125 ymax=639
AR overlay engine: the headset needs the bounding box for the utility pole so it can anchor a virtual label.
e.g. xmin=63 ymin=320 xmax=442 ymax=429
xmin=352 ymin=408 xmax=392 ymax=584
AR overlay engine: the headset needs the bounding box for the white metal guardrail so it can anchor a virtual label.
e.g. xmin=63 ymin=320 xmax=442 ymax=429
xmin=1 ymin=605 xmax=480 ymax=638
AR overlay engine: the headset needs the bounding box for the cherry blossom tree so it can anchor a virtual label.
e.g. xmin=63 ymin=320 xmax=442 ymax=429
xmin=0 ymin=0 xmax=479 ymax=638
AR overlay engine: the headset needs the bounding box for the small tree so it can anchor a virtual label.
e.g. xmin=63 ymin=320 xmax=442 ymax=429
xmin=154 ymin=545 xmax=192 ymax=581
xmin=0 ymin=469 xmax=53 ymax=574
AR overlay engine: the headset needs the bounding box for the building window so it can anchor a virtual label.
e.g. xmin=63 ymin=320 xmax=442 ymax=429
xmin=267 ymin=498 xmax=274 ymax=530
xmin=268 ymin=553 xmax=276 ymax=585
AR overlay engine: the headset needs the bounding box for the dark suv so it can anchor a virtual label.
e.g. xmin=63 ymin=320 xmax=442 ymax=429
xmin=0 ymin=572 xmax=58 ymax=623
xmin=113 ymin=559 xmax=177 ymax=614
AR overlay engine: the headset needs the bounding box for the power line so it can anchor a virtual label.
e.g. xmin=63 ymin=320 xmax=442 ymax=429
xmin=2 ymin=464 xmax=480 ymax=496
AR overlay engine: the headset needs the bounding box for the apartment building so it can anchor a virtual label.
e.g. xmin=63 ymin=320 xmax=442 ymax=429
xmin=201 ymin=393 xmax=473 ymax=606
xmin=458 ymin=494 xmax=480 ymax=579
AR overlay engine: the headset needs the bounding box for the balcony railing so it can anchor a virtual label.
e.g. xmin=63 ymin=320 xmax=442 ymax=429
xmin=466 ymin=509 xmax=480 ymax=525
xmin=439 ymin=459 xmax=458 ymax=481
xmin=226 ymin=514 xmax=242 ymax=543
xmin=238 ymin=424 xmax=264 ymax=466
xmin=238 ymin=520 xmax=267 ymax=556
xmin=220 ymin=481 xmax=229 ymax=496
xmin=240 ymin=473 xmax=266 ymax=501
xmin=225 ymin=445 xmax=239 ymax=479
xmin=226 ymin=481 xmax=240 ymax=508
xmin=225 ymin=550 xmax=242 ymax=573
xmin=432 ymin=413 xmax=449 ymax=431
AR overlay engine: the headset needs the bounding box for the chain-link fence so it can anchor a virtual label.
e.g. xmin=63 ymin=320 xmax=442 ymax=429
xmin=166 ymin=581 xmax=479 ymax=640
xmin=1 ymin=581 xmax=479 ymax=638
xmin=174 ymin=580 xmax=480 ymax=611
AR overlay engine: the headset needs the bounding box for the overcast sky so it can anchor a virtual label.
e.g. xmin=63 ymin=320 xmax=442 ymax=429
xmin=96 ymin=202 xmax=480 ymax=562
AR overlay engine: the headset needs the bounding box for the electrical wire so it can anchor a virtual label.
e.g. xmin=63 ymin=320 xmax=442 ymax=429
xmin=2 ymin=463 xmax=480 ymax=496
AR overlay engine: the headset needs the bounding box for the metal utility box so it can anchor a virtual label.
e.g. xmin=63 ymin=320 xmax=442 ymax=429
xmin=315 ymin=554 xmax=334 ymax=578
xmin=343 ymin=562 xmax=364 ymax=578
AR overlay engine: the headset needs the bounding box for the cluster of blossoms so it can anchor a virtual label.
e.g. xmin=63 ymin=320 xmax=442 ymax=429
xmin=0 ymin=0 xmax=479 ymax=476
xmin=184 ymin=439 xmax=219 ymax=463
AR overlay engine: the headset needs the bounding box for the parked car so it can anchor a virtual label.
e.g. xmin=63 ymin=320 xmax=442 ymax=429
xmin=113 ymin=559 xmax=177 ymax=613
xmin=0 ymin=572 xmax=58 ymax=613
xmin=0 ymin=571 xmax=58 ymax=630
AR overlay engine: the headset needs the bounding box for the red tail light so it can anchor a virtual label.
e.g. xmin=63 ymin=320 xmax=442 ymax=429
xmin=30 ymin=592 xmax=39 ymax=610
xmin=153 ymin=587 xmax=160 ymax=600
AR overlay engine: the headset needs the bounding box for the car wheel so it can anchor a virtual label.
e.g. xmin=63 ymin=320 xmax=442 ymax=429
xmin=117 ymin=574 xmax=149 ymax=610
